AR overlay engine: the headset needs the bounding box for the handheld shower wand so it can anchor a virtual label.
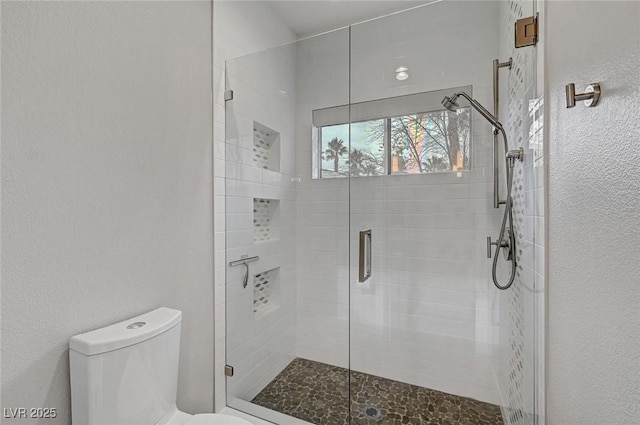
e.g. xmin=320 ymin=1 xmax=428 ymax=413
xmin=442 ymin=91 xmax=523 ymax=290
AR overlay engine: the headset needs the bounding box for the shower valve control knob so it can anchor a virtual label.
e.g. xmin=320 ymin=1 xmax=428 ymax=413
xmin=487 ymin=236 xmax=496 ymax=258
xmin=486 ymin=236 xmax=508 ymax=259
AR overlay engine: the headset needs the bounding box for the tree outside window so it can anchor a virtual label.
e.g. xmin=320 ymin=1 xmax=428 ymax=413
xmin=316 ymin=97 xmax=471 ymax=178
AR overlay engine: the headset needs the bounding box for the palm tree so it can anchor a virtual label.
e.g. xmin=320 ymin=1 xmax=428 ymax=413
xmin=347 ymin=148 xmax=367 ymax=176
xmin=362 ymin=161 xmax=380 ymax=176
xmin=348 ymin=148 xmax=383 ymax=176
xmin=324 ymin=137 xmax=348 ymax=173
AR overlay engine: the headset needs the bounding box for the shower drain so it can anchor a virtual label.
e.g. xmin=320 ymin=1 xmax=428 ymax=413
xmin=363 ymin=405 xmax=382 ymax=420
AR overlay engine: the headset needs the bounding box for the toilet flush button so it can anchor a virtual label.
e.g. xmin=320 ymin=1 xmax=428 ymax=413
xmin=126 ymin=322 xmax=146 ymax=329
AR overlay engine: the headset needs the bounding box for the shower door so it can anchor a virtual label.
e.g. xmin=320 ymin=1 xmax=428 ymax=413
xmin=346 ymin=2 xmax=507 ymax=422
xmin=347 ymin=1 xmax=540 ymax=424
xmin=223 ymin=1 xmax=541 ymax=424
xmin=223 ymin=28 xmax=352 ymax=424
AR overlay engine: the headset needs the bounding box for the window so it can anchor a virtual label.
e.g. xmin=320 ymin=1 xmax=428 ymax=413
xmin=312 ymin=86 xmax=472 ymax=179
xmin=319 ymin=120 xmax=385 ymax=178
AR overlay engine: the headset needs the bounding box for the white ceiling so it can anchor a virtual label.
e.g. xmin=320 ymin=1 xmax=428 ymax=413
xmin=267 ymin=1 xmax=433 ymax=37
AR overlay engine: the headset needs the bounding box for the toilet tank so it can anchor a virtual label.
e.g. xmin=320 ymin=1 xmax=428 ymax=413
xmin=69 ymin=307 xmax=182 ymax=425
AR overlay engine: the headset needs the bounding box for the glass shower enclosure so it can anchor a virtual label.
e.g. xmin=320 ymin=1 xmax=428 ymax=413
xmin=223 ymin=1 xmax=541 ymax=424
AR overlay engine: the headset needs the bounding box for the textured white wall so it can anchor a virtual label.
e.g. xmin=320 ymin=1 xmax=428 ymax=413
xmin=546 ymin=2 xmax=640 ymax=424
xmin=212 ymin=0 xmax=297 ymax=411
xmin=1 ymin=2 xmax=214 ymax=423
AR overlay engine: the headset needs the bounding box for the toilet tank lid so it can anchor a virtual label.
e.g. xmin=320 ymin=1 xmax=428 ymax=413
xmin=69 ymin=307 xmax=182 ymax=356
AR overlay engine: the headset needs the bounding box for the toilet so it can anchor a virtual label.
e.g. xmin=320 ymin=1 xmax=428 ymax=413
xmin=69 ymin=307 xmax=252 ymax=425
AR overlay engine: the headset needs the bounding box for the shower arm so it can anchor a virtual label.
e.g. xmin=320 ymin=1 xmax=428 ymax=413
xmin=444 ymin=90 xmax=510 ymax=157
xmin=454 ymin=92 xmax=504 ymax=133
xmin=454 ymin=92 xmax=511 ymax=163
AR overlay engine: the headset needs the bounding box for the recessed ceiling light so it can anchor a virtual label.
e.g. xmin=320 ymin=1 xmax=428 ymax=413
xmin=395 ymin=66 xmax=409 ymax=81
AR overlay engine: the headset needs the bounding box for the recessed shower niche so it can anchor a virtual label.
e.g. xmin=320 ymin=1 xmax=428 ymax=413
xmin=253 ymin=198 xmax=279 ymax=242
xmin=253 ymin=121 xmax=280 ymax=172
xmin=253 ymin=267 xmax=280 ymax=318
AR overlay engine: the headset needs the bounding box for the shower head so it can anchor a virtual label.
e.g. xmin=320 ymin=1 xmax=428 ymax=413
xmin=441 ymin=94 xmax=459 ymax=112
xmin=441 ymin=91 xmax=503 ymax=131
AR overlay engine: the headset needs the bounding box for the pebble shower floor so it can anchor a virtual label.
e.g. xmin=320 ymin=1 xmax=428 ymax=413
xmin=252 ymin=358 xmax=504 ymax=425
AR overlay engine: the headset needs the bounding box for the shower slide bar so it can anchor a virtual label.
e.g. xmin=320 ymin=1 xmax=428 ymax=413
xmin=442 ymin=89 xmax=523 ymax=290
xmin=229 ymin=255 xmax=260 ymax=288
xmin=492 ymin=57 xmax=512 ymax=209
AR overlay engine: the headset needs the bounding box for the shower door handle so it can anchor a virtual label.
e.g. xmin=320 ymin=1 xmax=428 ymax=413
xmin=359 ymin=230 xmax=372 ymax=282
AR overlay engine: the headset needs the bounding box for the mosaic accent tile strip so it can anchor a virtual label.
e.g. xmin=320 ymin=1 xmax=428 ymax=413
xmin=501 ymin=1 xmax=536 ymax=424
xmin=252 ymin=358 xmax=504 ymax=425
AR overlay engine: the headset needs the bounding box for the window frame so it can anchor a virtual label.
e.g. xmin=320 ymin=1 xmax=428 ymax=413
xmin=312 ymin=85 xmax=473 ymax=179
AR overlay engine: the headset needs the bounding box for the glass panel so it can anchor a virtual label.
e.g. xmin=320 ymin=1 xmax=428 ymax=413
xmin=500 ymin=0 xmax=541 ymax=423
xmin=223 ymin=1 xmax=540 ymax=424
xmin=224 ymin=27 xmax=351 ymax=424
xmin=349 ymin=1 xmax=538 ymax=424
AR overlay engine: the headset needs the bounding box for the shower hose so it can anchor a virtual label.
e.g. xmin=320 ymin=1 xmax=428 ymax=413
xmin=492 ymin=128 xmax=519 ymax=290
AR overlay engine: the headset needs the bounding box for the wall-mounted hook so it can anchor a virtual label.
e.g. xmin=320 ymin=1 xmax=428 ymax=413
xmin=566 ymin=83 xmax=601 ymax=108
